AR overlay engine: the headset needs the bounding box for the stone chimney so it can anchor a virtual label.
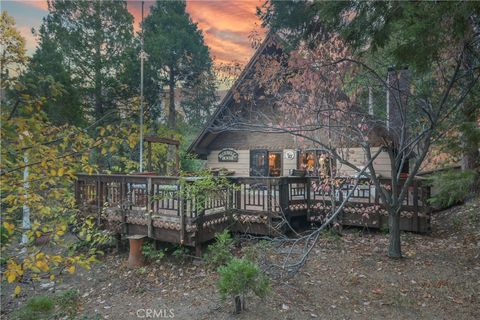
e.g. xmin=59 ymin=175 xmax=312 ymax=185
xmin=386 ymin=67 xmax=410 ymax=142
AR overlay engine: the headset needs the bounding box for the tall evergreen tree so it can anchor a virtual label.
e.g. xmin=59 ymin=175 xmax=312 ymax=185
xmin=20 ymin=24 xmax=83 ymax=125
xmin=40 ymin=0 xmax=134 ymax=122
xmin=143 ymin=0 xmax=214 ymax=131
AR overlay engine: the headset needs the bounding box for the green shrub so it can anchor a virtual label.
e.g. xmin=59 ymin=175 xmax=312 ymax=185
xmin=12 ymin=296 xmax=54 ymax=320
xmin=11 ymin=290 xmax=81 ymax=320
xmin=427 ymin=169 xmax=477 ymax=208
xmin=218 ymin=258 xmax=270 ymax=313
xmin=172 ymin=245 xmax=190 ymax=263
xmin=141 ymin=241 xmax=165 ymax=264
xmin=204 ymin=230 xmax=234 ymax=269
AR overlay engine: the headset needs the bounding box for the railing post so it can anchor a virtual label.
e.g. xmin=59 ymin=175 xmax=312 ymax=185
xmin=96 ymin=178 xmax=103 ymax=225
xmin=236 ymin=183 xmax=242 ymax=210
xmin=147 ymin=178 xmax=153 ymax=238
xmin=122 ymin=177 xmax=128 ymax=234
xmin=279 ymin=178 xmax=289 ymax=219
xmin=228 ymin=186 xmax=234 ymax=211
xmin=179 ymin=183 xmax=186 ymax=244
xmin=306 ymin=177 xmax=311 ymax=217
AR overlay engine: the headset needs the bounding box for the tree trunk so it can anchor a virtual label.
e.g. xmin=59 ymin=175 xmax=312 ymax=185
xmin=388 ymin=210 xmax=402 ymax=258
xmin=21 ymin=153 xmax=30 ymax=246
xmin=168 ymin=67 xmax=176 ymax=130
xmin=460 ymin=31 xmax=480 ymax=193
xmin=460 ymin=102 xmax=479 ymax=171
xmin=234 ymin=295 xmax=245 ymax=314
xmin=165 ymin=67 xmax=177 ymax=175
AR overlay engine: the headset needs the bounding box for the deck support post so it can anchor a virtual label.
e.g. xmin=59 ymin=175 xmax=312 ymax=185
xmin=306 ymin=177 xmax=311 ymax=218
xmin=127 ymin=236 xmax=145 ymax=268
xmin=115 ymin=233 xmax=127 ymax=253
xmin=195 ymin=243 xmax=202 ymax=257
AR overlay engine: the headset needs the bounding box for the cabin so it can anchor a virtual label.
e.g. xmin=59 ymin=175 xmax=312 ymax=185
xmin=188 ymin=35 xmax=409 ymax=179
xmin=75 ymin=35 xmax=432 ymax=266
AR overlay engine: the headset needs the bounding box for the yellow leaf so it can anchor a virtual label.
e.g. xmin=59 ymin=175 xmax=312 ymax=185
xmin=50 ymin=275 xmax=55 ymax=281
xmin=3 ymin=222 xmax=14 ymax=234
xmin=58 ymin=167 xmax=65 ymax=177
xmin=7 ymin=273 xmax=16 ymax=283
xmin=35 ymin=260 xmax=49 ymax=272
xmin=14 ymin=286 xmax=21 ymax=296
xmin=67 ymin=265 xmax=75 ymax=274
xmin=50 ymin=169 xmax=57 ymax=176
xmin=99 ymin=127 xmax=106 ymax=136
xmin=56 ymin=230 xmax=65 ymax=236
xmin=51 ymin=255 xmax=63 ymax=263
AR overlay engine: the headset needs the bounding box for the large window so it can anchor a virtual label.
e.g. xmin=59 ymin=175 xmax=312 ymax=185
xmin=298 ymin=149 xmax=334 ymax=177
xmin=250 ymin=150 xmax=282 ymax=177
xmin=268 ymin=152 xmax=282 ymax=177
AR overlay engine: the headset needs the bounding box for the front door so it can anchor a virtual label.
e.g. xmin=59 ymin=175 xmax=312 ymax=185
xmin=250 ymin=149 xmax=268 ymax=176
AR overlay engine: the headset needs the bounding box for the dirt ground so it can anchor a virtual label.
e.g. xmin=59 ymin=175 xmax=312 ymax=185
xmin=3 ymin=198 xmax=480 ymax=319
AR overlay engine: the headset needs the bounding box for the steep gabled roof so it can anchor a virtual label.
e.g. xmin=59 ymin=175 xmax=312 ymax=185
xmin=187 ymin=33 xmax=279 ymax=157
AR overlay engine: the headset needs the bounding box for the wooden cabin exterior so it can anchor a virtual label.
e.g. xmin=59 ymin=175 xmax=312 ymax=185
xmin=188 ymin=35 xmax=408 ymax=179
xmin=75 ymin=35 xmax=431 ymax=257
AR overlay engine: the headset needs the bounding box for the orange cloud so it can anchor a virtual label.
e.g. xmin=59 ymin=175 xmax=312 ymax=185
xmin=127 ymin=0 xmax=265 ymax=65
xmin=186 ymin=0 xmax=265 ymax=64
xmin=13 ymin=0 xmax=48 ymax=11
xmin=14 ymin=0 xmax=265 ymax=65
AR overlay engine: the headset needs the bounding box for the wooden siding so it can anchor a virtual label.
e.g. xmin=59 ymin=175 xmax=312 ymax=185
xmin=205 ymin=147 xmax=393 ymax=178
xmin=336 ymin=147 xmax=392 ymax=178
xmin=206 ymin=150 xmax=250 ymax=176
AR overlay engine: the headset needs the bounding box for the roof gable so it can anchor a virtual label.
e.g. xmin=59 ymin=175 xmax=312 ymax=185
xmin=187 ymin=33 xmax=281 ymax=156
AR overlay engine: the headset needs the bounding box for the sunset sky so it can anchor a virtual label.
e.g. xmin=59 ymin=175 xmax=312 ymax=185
xmin=2 ymin=0 xmax=266 ymax=65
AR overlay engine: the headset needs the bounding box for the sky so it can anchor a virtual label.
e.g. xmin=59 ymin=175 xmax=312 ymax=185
xmin=1 ymin=0 xmax=266 ymax=66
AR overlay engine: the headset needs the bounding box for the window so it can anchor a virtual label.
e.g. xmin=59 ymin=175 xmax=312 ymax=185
xmin=268 ymin=152 xmax=282 ymax=177
xmin=250 ymin=150 xmax=282 ymax=177
xmin=298 ymin=149 xmax=334 ymax=177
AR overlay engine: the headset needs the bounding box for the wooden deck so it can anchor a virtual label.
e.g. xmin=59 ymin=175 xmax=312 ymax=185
xmin=75 ymin=174 xmax=432 ymax=248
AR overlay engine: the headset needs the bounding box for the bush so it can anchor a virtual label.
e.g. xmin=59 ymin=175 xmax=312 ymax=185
xmin=141 ymin=241 xmax=165 ymax=264
xmin=12 ymin=296 xmax=54 ymax=320
xmin=204 ymin=230 xmax=234 ymax=269
xmin=172 ymin=245 xmax=190 ymax=263
xmin=218 ymin=258 xmax=270 ymax=313
xmin=12 ymin=290 xmax=81 ymax=320
xmin=427 ymin=169 xmax=477 ymax=208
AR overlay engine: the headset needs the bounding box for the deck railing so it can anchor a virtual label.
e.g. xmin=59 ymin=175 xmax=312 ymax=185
xmin=75 ymin=173 xmax=432 ymax=242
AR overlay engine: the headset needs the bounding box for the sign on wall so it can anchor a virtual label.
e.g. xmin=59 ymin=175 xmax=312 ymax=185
xmin=284 ymin=150 xmax=296 ymax=160
xmin=218 ymin=148 xmax=239 ymax=162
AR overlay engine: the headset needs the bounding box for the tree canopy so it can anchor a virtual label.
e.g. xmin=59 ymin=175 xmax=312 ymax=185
xmin=143 ymin=0 xmax=214 ymax=130
xmin=39 ymin=0 xmax=134 ymax=121
xmin=0 ymin=11 xmax=27 ymax=90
